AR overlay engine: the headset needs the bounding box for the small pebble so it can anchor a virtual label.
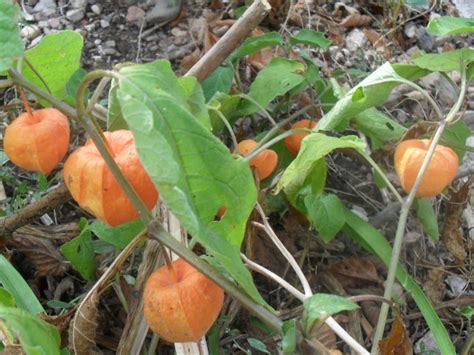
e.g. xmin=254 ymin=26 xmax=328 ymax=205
xmin=100 ymin=19 xmax=110 ymax=28
xmin=91 ymin=4 xmax=102 ymax=14
xmin=66 ymin=9 xmax=85 ymax=23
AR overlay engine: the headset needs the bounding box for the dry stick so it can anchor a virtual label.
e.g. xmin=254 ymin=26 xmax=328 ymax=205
xmin=371 ymin=64 xmax=468 ymax=354
xmin=253 ymin=204 xmax=369 ymax=355
xmin=185 ymin=0 xmax=271 ymax=81
xmin=0 ymin=184 xmax=71 ymax=238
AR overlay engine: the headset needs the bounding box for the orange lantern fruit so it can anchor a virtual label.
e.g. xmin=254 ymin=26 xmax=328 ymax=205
xmin=143 ymin=258 xmax=224 ymax=343
xmin=4 ymin=108 xmax=70 ymax=174
xmin=285 ymin=119 xmax=317 ymax=155
xmin=236 ymin=139 xmax=278 ymax=180
xmin=63 ymin=130 xmax=158 ymax=226
xmin=394 ymin=139 xmax=459 ymax=197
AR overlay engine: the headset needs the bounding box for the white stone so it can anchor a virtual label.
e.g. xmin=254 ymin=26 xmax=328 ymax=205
xmin=21 ymin=25 xmax=41 ymax=40
xmin=33 ymin=0 xmax=56 ymax=13
xmin=345 ymin=29 xmax=367 ymax=52
xmin=91 ymin=4 xmax=102 ymax=14
xmin=66 ymin=9 xmax=85 ymax=23
xmin=70 ymin=0 xmax=88 ymax=9
xmin=100 ymin=19 xmax=110 ymax=28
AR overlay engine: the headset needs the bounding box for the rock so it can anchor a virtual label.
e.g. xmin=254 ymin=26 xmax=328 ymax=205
xmin=48 ymin=18 xmax=61 ymax=29
xmin=452 ymin=0 xmax=474 ymax=17
xmin=100 ymin=19 xmax=110 ymax=28
xmin=84 ymin=23 xmax=96 ymax=31
xmin=345 ymin=29 xmax=367 ymax=51
xmin=126 ymin=5 xmax=146 ymax=25
xmin=119 ymin=0 xmax=138 ymax=5
xmin=37 ymin=20 xmax=49 ymax=28
xmin=66 ymin=9 xmax=85 ymax=23
xmin=29 ymin=35 xmax=44 ymax=48
xmin=70 ymin=0 xmax=88 ymax=9
xmin=104 ymin=40 xmax=116 ymax=48
xmin=446 ymin=274 xmax=469 ymax=297
xmin=414 ymin=332 xmax=440 ymax=355
xmin=21 ymin=25 xmax=41 ymax=40
xmin=91 ymin=4 xmax=102 ymax=15
xmin=404 ymin=22 xmax=417 ymax=38
xmin=146 ymin=0 xmax=181 ymax=24
xmin=415 ymin=26 xmax=433 ymax=52
xmin=33 ymin=0 xmax=56 ymax=13
xmin=171 ymin=27 xmax=186 ymax=37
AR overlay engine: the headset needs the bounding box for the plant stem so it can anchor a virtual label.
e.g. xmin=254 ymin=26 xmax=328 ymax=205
xmin=8 ymin=68 xmax=284 ymax=333
xmin=238 ymin=93 xmax=277 ymax=126
xmin=86 ymin=76 xmax=111 ymax=116
xmin=210 ymin=108 xmax=239 ymax=151
xmin=371 ymin=64 xmax=467 ymax=354
xmin=363 ymin=155 xmax=403 ymax=203
xmin=17 ymin=86 xmax=33 ymax=118
xmin=243 ymin=129 xmax=305 ymax=162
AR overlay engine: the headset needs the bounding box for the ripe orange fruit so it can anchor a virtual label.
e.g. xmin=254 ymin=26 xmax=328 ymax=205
xmin=143 ymin=258 xmax=224 ymax=343
xmin=4 ymin=108 xmax=70 ymax=174
xmin=284 ymin=119 xmax=317 ymax=155
xmin=394 ymin=139 xmax=459 ymax=197
xmin=236 ymin=139 xmax=278 ymax=180
xmin=63 ymin=130 xmax=158 ymax=226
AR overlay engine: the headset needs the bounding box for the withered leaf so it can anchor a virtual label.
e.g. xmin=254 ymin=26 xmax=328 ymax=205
xmin=180 ymin=48 xmax=201 ymax=72
xmin=400 ymin=121 xmax=437 ymax=142
xmin=442 ymin=179 xmax=471 ymax=262
xmin=8 ymin=234 xmax=70 ymax=277
xmin=69 ymin=291 xmax=101 ymax=355
xmin=379 ymin=311 xmax=413 ymax=355
xmin=340 ymin=14 xmax=372 ymax=28
xmin=328 ymin=257 xmax=380 ymax=288
xmin=423 ymin=268 xmax=446 ymax=304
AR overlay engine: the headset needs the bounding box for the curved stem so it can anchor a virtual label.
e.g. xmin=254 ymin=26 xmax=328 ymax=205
xmin=363 ymin=155 xmax=403 ymax=203
xmin=17 ymin=86 xmax=33 ymax=118
xmin=243 ymin=129 xmax=306 ymax=162
xmin=7 ymin=68 xmax=284 ymax=333
xmin=371 ymin=63 xmax=467 ymax=354
xmin=209 ymin=108 xmax=239 ymax=151
xmin=238 ymin=93 xmax=277 ymax=126
xmin=86 ymin=76 xmax=111 ymax=116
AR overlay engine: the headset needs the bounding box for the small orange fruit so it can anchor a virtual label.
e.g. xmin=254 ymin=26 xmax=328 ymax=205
xmin=394 ymin=139 xmax=459 ymax=197
xmin=63 ymin=130 xmax=158 ymax=226
xmin=143 ymin=258 xmax=224 ymax=343
xmin=236 ymin=139 xmax=278 ymax=180
xmin=4 ymin=108 xmax=70 ymax=174
xmin=285 ymin=119 xmax=317 ymax=155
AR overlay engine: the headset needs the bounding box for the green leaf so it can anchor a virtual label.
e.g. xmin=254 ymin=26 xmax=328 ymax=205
xmin=281 ymin=320 xmax=297 ymax=355
xmin=107 ymin=79 xmax=127 ymax=130
xmin=0 ymin=255 xmax=44 ymax=314
xmin=238 ymin=57 xmax=305 ymax=116
xmin=278 ymin=134 xmax=366 ymax=201
xmin=289 ymin=29 xmax=331 ymax=50
xmin=178 ymin=76 xmax=211 ymax=130
xmin=60 ymin=219 xmax=96 ymax=280
xmin=352 ymin=108 xmax=407 ymax=149
xmin=90 ymin=219 xmax=145 ymax=250
xmin=415 ymin=198 xmax=439 ymax=241
xmin=22 ymin=31 xmax=83 ymax=105
xmin=305 ymin=194 xmax=345 ymax=242
xmin=61 ymin=67 xmax=88 ymax=107
xmin=0 ymin=305 xmax=61 ymax=355
xmin=319 ymin=62 xmax=431 ymax=131
xmin=412 ymin=48 xmax=474 ymax=72
xmin=113 ymin=60 xmax=265 ymax=305
xmin=0 ymin=288 xmax=15 ymax=308
xmin=229 ymin=32 xmax=282 ymax=62
xmin=202 ymin=65 xmax=234 ymax=102
xmin=247 ymin=338 xmax=269 ymax=353
xmin=342 ymin=207 xmax=455 ymax=355
xmin=207 ymin=93 xmax=241 ymax=132
xmin=427 ymin=16 xmax=474 ymax=36
xmin=302 ymin=294 xmax=358 ymax=333
xmin=0 ymin=1 xmax=23 ymax=72
xmin=442 ymin=119 xmax=471 ymax=160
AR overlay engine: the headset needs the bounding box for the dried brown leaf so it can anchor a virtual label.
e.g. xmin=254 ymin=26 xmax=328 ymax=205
xmin=400 ymin=121 xmax=437 ymax=142
xmin=301 ymin=323 xmax=338 ymax=354
xmin=442 ymin=179 xmax=471 ymax=262
xmin=423 ymin=268 xmax=446 ymax=304
xmin=180 ymin=48 xmax=201 ymax=72
xmin=8 ymin=234 xmax=69 ymax=277
xmin=379 ymin=311 xmax=413 ymax=355
xmin=364 ymin=29 xmax=387 ymax=48
xmin=69 ymin=291 xmax=101 ymax=355
xmin=340 ymin=14 xmax=372 ymax=28
xmin=204 ymin=28 xmax=219 ymax=53
xmin=328 ymin=257 xmax=380 ymax=288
